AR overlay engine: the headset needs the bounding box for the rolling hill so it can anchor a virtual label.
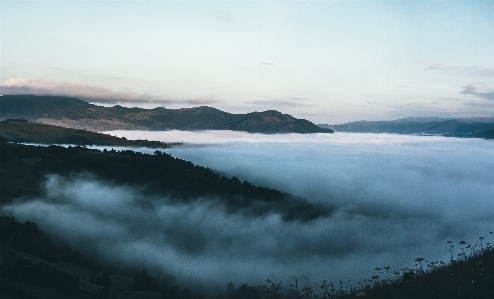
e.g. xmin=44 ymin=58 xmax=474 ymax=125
xmin=0 ymin=95 xmax=333 ymax=134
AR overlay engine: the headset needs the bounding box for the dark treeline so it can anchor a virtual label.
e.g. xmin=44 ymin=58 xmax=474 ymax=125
xmin=0 ymin=216 xmax=89 ymax=297
xmin=1 ymin=252 xmax=79 ymax=291
xmin=0 ymin=215 xmax=255 ymax=299
xmin=0 ymin=215 xmax=101 ymax=270
xmin=0 ymin=140 xmax=331 ymax=221
xmin=0 ymin=215 xmax=58 ymax=262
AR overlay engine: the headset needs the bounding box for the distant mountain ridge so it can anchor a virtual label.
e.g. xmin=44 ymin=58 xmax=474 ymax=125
xmin=319 ymin=117 xmax=494 ymax=138
xmin=0 ymin=95 xmax=333 ymax=133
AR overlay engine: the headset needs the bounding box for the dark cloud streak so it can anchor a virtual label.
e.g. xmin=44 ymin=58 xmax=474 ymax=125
xmin=461 ymin=83 xmax=494 ymax=100
xmin=0 ymin=78 xmax=218 ymax=106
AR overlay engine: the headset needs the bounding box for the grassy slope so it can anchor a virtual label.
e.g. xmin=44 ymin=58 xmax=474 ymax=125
xmin=0 ymin=119 xmax=171 ymax=147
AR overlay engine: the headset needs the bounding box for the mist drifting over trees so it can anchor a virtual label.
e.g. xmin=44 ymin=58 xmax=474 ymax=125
xmin=3 ymin=131 xmax=493 ymax=292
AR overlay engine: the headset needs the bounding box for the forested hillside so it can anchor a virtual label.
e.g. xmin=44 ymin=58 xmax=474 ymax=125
xmin=0 ymin=140 xmax=330 ymax=222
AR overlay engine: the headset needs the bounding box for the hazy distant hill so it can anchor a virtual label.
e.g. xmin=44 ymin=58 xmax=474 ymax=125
xmin=0 ymin=95 xmax=333 ymax=134
xmin=319 ymin=117 xmax=494 ymax=137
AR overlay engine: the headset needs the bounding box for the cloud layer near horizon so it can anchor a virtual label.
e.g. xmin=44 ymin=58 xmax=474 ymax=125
xmin=0 ymin=78 xmax=218 ymax=106
xmin=461 ymin=83 xmax=494 ymax=101
xmin=3 ymin=132 xmax=494 ymax=293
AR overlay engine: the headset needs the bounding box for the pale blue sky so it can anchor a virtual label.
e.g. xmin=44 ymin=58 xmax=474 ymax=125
xmin=1 ymin=0 xmax=493 ymax=123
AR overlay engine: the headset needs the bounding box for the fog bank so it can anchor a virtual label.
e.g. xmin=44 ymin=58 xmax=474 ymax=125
xmin=4 ymin=132 xmax=494 ymax=292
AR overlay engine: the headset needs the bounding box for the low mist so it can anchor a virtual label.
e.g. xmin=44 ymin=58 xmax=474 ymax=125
xmin=3 ymin=131 xmax=494 ymax=293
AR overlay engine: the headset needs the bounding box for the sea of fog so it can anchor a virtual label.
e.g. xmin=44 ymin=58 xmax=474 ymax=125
xmin=4 ymin=131 xmax=494 ymax=293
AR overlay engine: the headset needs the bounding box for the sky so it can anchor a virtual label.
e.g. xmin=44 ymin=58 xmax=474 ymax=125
xmin=3 ymin=132 xmax=494 ymax=292
xmin=1 ymin=0 xmax=493 ymax=123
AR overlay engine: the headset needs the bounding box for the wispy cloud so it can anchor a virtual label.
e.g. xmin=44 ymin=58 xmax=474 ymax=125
xmin=0 ymin=78 xmax=218 ymax=106
xmin=247 ymin=97 xmax=311 ymax=109
xmin=425 ymin=63 xmax=494 ymax=77
xmin=260 ymin=61 xmax=279 ymax=66
xmin=471 ymin=68 xmax=494 ymax=77
xmin=460 ymin=83 xmax=494 ymax=100
xmin=188 ymin=95 xmax=218 ymax=105
xmin=425 ymin=63 xmax=457 ymax=71
xmin=216 ymin=11 xmax=233 ymax=23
